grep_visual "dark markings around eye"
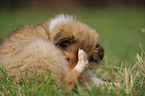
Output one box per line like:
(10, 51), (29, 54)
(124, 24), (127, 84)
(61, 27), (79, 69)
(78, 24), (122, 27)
(66, 58), (70, 61)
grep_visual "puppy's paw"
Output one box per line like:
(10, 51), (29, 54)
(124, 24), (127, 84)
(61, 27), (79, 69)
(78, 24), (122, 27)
(78, 49), (88, 65)
(73, 49), (88, 72)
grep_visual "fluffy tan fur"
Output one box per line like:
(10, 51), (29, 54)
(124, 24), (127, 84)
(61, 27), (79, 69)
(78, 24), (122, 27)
(0, 25), (69, 83)
(0, 14), (104, 91)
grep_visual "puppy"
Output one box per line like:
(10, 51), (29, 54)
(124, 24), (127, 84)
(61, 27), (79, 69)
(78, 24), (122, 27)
(0, 14), (104, 91)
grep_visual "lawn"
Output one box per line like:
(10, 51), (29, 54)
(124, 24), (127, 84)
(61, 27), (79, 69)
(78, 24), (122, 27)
(0, 8), (145, 95)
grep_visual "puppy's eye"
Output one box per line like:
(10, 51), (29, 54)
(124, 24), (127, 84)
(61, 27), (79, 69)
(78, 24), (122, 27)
(66, 58), (70, 61)
(60, 40), (70, 47)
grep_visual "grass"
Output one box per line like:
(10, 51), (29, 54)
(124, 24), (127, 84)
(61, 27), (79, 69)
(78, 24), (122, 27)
(0, 8), (145, 95)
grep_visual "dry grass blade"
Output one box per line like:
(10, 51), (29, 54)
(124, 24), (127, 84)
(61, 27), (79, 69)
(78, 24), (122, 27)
(125, 67), (129, 94)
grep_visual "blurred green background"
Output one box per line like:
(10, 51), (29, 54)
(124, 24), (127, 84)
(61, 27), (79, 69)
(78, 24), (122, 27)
(0, 0), (145, 67)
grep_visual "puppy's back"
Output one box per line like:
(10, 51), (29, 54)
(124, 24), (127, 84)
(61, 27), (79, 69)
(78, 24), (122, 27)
(0, 24), (70, 83)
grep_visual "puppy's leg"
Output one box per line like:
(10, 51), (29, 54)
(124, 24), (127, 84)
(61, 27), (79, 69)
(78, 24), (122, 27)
(63, 49), (88, 92)
(81, 70), (121, 88)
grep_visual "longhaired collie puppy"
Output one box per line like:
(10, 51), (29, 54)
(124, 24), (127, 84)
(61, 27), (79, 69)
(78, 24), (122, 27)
(0, 14), (105, 92)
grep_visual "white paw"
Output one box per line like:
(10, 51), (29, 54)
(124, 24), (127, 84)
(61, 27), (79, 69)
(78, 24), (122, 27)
(78, 49), (88, 62)
(73, 49), (88, 72)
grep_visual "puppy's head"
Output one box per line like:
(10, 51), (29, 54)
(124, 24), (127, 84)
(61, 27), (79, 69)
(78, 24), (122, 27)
(49, 14), (104, 69)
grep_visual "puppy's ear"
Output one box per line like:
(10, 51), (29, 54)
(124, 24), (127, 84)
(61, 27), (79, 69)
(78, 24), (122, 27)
(95, 44), (104, 61)
(53, 31), (74, 48)
(87, 44), (104, 69)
